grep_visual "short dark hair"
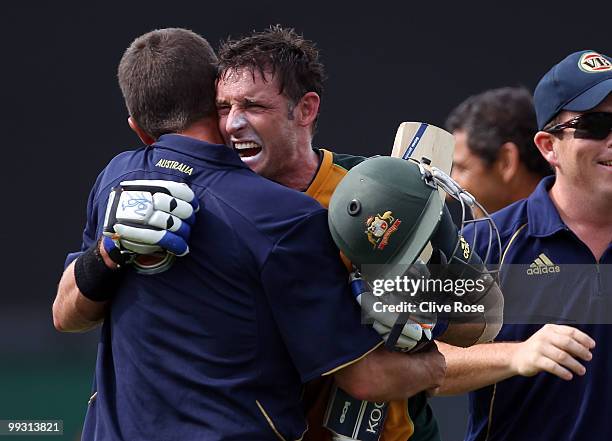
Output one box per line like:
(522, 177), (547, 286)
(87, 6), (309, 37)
(217, 25), (326, 125)
(118, 28), (218, 139)
(446, 87), (551, 177)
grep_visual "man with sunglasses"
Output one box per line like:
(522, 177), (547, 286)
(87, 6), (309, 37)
(436, 50), (612, 440)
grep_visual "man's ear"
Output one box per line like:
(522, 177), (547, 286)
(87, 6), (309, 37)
(294, 92), (320, 128)
(128, 117), (155, 145)
(534, 131), (559, 168)
(496, 142), (521, 183)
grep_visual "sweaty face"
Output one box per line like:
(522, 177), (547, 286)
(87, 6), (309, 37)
(216, 68), (299, 181)
(551, 95), (612, 198)
(451, 130), (506, 215)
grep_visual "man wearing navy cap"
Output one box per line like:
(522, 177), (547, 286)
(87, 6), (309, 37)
(437, 50), (612, 440)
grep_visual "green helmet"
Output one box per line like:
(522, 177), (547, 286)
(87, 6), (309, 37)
(328, 156), (444, 280)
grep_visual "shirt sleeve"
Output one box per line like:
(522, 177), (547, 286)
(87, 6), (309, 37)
(261, 210), (382, 383)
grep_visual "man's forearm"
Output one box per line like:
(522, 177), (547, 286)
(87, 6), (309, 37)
(335, 345), (446, 402)
(53, 242), (118, 332)
(435, 341), (518, 395)
(437, 280), (504, 348)
(53, 260), (108, 332)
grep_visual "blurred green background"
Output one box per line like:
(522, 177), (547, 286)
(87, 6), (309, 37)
(0, 309), (98, 441)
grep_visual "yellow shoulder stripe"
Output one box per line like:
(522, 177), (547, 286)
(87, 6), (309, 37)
(306, 149), (348, 209)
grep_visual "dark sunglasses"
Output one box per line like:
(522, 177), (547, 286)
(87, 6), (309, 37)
(545, 112), (612, 140)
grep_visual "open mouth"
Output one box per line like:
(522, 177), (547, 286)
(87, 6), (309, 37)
(234, 141), (262, 158)
(598, 160), (612, 167)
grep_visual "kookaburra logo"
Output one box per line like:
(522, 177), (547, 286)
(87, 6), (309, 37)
(579, 52), (612, 73)
(339, 401), (351, 423)
(365, 402), (386, 434)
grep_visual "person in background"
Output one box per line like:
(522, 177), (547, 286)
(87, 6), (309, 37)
(446, 87), (551, 217)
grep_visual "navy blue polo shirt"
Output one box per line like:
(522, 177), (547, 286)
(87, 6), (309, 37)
(69, 134), (382, 441)
(464, 176), (612, 441)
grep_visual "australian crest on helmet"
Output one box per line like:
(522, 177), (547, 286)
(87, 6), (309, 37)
(365, 211), (402, 250)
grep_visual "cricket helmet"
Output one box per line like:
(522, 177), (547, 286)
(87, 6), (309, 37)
(328, 156), (501, 282)
(328, 156), (444, 280)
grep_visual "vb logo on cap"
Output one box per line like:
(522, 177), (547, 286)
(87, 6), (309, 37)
(534, 49), (612, 129)
(579, 52), (612, 73)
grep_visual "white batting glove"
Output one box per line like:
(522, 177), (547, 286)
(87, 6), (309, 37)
(350, 270), (436, 353)
(102, 180), (199, 264)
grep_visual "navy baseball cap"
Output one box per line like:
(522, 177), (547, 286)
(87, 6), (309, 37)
(534, 50), (612, 129)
